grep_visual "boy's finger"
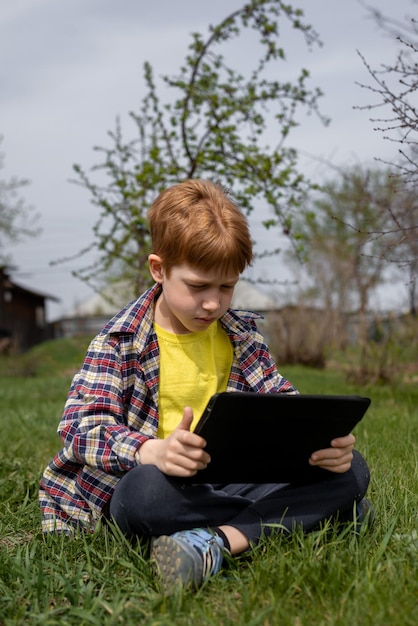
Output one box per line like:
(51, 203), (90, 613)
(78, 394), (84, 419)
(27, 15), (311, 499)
(176, 406), (194, 432)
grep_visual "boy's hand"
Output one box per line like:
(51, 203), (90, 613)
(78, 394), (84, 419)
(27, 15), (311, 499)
(137, 407), (210, 477)
(309, 434), (355, 473)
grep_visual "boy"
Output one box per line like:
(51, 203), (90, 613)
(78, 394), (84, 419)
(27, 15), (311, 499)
(39, 179), (371, 592)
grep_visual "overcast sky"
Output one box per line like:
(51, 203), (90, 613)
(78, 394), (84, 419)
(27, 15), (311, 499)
(1, 0), (415, 320)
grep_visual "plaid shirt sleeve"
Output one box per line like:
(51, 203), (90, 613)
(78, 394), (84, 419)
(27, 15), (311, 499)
(39, 287), (162, 533)
(59, 334), (156, 474)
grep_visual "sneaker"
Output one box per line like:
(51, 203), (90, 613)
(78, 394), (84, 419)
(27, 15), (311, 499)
(151, 528), (224, 593)
(354, 498), (375, 533)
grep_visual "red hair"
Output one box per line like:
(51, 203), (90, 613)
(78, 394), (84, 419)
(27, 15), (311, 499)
(148, 179), (253, 275)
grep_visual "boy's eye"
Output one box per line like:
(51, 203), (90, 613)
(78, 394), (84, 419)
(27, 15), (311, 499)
(187, 283), (236, 291)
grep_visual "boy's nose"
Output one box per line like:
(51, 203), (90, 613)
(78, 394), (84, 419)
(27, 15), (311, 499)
(202, 293), (220, 312)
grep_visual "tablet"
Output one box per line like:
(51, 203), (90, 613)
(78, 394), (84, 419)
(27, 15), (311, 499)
(191, 392), (371, 484)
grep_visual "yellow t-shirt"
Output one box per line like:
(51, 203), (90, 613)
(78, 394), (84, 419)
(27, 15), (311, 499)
(154, 321), (233, 438)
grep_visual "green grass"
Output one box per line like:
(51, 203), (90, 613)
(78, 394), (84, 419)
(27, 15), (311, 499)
(0, 342), (417, 625)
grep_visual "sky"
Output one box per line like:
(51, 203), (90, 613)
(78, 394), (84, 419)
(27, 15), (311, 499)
(1, 0), (416, 320)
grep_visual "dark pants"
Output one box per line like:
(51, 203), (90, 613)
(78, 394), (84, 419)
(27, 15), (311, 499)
(108, 450), (370, 544)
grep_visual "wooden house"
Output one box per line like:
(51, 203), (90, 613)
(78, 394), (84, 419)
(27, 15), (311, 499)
(0, 267), (58, 353)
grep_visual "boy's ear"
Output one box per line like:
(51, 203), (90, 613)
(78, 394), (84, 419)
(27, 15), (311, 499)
(148, 254), (164, 283)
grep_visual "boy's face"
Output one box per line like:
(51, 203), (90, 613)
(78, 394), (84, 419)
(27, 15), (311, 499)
(149, 257), (239, 334)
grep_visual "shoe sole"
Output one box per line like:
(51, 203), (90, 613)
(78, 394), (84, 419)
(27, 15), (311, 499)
(151, 535), (202, 593)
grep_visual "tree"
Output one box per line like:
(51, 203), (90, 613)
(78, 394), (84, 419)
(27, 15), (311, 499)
(69, 0), (327, 297)
(288, 166), (398, 345)
(0, 137), (40, 265)
(357, 2), (418, 179)
(355, 1), (418, 310)
(375, 178), (418, 316)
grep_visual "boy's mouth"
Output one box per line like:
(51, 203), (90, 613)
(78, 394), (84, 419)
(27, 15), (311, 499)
(196, 317), (216, 324)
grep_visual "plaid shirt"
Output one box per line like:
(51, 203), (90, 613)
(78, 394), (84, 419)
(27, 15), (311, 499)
(39, 283), (296, 533)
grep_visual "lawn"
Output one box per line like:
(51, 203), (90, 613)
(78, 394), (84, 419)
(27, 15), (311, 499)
(0, 339), (417, 625)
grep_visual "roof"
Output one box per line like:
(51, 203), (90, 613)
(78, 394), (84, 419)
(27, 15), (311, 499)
(231, 280), (278, 312)
(0, 268), (59, 302)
